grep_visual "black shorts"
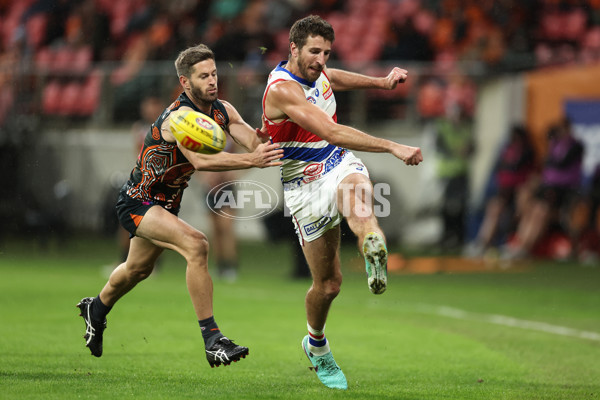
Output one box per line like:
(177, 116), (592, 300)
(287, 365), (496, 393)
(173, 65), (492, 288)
(116, 190), (179, 237)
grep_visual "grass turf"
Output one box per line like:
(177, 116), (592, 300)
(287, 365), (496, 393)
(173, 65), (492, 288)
(0, 237), (599, 399)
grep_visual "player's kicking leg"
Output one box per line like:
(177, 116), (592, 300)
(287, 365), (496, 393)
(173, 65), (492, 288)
(338, 173), (388, 294)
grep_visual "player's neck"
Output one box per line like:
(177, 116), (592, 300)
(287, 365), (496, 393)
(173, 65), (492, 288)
(186, 91), (212, 114)
(283, 60), (300, 77)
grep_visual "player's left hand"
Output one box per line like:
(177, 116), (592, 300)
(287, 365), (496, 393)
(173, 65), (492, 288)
(384, 67), (408, 90)
(256, 123), (271, 143)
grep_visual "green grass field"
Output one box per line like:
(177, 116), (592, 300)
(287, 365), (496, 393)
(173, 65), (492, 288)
(1, 237), (599, 399)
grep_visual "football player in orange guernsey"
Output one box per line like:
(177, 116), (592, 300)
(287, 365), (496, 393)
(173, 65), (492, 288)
(262, 15), (422, 389)
(77, 44), (283, 367)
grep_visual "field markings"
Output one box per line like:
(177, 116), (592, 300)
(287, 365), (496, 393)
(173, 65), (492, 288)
(415, 304), (600, 341)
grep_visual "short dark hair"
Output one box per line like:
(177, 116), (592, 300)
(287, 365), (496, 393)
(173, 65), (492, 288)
(174, 44), (215, 78)
(289, 15), (335, 50)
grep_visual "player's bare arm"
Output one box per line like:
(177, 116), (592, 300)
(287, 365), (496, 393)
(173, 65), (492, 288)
(221, 100), (264, 152)
(265, 80), (422, 165)
(162, 107), (283, 171)
(326, 66), (408, 91)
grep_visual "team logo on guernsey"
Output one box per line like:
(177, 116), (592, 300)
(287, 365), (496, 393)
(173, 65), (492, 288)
(303, 163), (323, 176)
(212, 109), (226, 127)
(152, 125), (160, 140)
(322, 80), (332, 100)
(306, 96), (316, 104)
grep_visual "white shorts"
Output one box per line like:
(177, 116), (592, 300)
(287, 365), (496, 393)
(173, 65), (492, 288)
(284, 151), (369, 244)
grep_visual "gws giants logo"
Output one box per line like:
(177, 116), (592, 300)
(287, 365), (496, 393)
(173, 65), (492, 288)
(207, 180), (280, 220)
(212, 109), (227, 127)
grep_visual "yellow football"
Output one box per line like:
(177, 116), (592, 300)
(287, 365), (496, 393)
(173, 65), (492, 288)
(169, 109), (226, 154)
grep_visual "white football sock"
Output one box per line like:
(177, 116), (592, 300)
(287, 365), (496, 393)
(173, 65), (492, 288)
(307, 322), (330, 356)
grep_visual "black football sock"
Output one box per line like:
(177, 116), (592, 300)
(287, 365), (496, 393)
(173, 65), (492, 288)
(199, 316), (223, 348)
(92, 295), (112, 322)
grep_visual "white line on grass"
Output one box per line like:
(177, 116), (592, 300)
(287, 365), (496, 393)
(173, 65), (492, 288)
(416, 304), (600, 341)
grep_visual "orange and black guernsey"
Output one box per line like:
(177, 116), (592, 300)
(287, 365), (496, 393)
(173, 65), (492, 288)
(124, 92), (230, 211)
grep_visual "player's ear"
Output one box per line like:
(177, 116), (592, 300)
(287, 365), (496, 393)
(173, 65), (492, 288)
(290, 42), (298, 58)
(179, 75), (190, 90)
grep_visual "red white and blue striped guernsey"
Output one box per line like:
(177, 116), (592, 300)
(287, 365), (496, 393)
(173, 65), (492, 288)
(262, 61), (346, 188)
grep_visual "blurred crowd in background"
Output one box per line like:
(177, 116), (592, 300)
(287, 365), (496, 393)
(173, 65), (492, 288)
(1, 0), (600, 264)
(2, 0), (600, 123)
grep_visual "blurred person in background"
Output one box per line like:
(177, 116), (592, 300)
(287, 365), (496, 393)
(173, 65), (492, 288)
(196, 154), (240, 282)
(564, 163), (600, 264)
(262, 15), (422, 390)
(502, 118), (584, 260)
(465, 124), (537, 257)
(434, 102), (475, 251)
(77, 44), (283, 367)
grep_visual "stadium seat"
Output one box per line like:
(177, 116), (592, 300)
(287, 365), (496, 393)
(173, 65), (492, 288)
(59, 82), (83, 116)
(71, 46), (92, 74)
(25, 14), (48, 50)
(35, 47), (54, 72)
(52, 46), (76, 74)
(78, 70), (102, 116)
(41, 80), (62, 114)
(564, 8), (587, 41)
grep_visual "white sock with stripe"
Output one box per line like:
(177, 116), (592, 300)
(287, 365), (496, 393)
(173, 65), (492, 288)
(307, 322), (330, 356)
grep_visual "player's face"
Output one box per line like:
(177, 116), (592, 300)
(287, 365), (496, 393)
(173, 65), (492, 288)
(188, 59), (218, 105)
(294, 35), (331, 82)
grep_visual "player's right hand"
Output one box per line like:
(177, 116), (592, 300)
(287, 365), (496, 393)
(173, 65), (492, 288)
(393, 145), (423, 166)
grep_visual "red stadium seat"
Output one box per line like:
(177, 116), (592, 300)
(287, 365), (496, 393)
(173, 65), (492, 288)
(78, 70), (102, 116)
(42, 80), (62, 115)
(59, 82), (82, 116)
(35, 47), (54, 71)
(71, 46), (92, 74)
(51, 46), (76, 74)
(25, 14), (48, 50)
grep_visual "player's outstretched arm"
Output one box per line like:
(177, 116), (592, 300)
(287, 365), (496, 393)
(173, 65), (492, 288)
(326, 66), (408, 91)
(179, 141), (283, 171)
(162, 109), (283, 171)
(265, 81), (422, 166)
(221, 100), (265, 152)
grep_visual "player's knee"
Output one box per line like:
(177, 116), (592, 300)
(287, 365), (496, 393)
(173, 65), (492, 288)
(317, 276), (342, 300)
(184, 230), (209, 262)
(124, 263), (154, 281)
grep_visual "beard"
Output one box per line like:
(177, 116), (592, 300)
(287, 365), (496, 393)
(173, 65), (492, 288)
(190, 84), (218, 106)
(296, 56), (322, 83)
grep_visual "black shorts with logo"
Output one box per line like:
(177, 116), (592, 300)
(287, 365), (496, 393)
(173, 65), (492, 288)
(116, 188), (180, 237)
